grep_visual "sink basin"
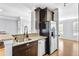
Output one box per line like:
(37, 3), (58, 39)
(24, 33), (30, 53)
(24, 38), (32, 41)
(14, 38), (32, 43)
(28, 38), (32, 40)
(13, 34), (32, 43)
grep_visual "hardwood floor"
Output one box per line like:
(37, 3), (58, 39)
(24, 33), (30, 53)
(58, 38), (79, 56)
(0, 42), (4, 56)
(47, 38), (79, 56)
(0, 38), (79, 56)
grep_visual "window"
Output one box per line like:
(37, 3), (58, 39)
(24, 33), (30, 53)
(73, 21), (79, 36)
(59, 24), (63, 36)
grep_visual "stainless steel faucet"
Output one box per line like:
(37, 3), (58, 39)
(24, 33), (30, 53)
(24, 26), (29, 38)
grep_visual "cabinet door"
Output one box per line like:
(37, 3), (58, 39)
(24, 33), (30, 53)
(47, 9), (52, 21)
(13, 41), (38, 56)
(25, 49), (30, 56)
(38, 39), (46, 56)
(29, 41), (38, 56)
(13, 44), (27, 56)
(40, 9), (46, 22)
(29, 45), (37, 56)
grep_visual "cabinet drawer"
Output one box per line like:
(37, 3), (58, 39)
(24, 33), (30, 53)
(13, 41), (38, 50)
(13, 44), (26, 50)
(30, 41), (38, 45)
(13, 41), (38, 56)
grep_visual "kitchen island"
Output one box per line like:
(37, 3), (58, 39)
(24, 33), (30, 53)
(13, 35), (47, 46)
(0, 34), (47, 56)
(12, 34), (47, 56)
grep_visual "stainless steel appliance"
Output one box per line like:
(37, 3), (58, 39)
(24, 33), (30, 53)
(39, 21), (57, 54)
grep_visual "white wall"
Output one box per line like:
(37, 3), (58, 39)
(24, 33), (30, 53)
(0, 9), (32, 35)
(20, 10), (32, 34)
(59, 3), (78, 21)
(0, 3), (32, 34)
(59, 3), (78, 41)
(0, 18), (18, 34)
(60, 19), (78, 41)
(31, 10), (37, 33)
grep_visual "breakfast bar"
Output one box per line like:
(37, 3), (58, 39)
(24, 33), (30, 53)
(0, 34), (47, 56)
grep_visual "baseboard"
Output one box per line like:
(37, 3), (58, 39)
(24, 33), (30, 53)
(59, 37), (79, 42)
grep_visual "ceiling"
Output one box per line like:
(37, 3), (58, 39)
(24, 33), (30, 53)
(0, 3), (64, 10)
(0, 3), (78, 21)
(59, 3), (78, 21)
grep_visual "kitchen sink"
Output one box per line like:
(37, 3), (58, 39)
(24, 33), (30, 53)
(14, 37), (32, 43)
(13, 34), (32, 43)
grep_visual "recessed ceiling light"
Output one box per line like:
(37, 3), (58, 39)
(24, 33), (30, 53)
(0, 9), (3, 12)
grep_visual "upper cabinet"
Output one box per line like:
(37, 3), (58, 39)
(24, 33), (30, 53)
(35, 7), (54, 31)
(35, 7), (54, 22)
(47, 9), (54, 21)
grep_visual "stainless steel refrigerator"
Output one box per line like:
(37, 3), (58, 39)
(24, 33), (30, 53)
(39, 21), (57, 54)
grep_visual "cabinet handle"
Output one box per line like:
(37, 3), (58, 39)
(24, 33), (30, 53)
(26, 43), (30, 46)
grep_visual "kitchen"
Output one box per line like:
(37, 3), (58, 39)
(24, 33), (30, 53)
(0, 3), (58, 56)
(0, 3), (78, 56)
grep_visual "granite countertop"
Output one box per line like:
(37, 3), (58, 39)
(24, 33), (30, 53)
(0, 33), (47, 46)
(0, 34), (14, 42)
(13, 35), (47, 47)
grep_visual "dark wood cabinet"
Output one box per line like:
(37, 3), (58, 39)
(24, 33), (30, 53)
(40, 8), (47, 22)
(29, 42), (38, 56)
(35, 7), (54, 22)
(0, 42), (4, 48)
(35, 7), (54, 35)
(12, 41), (38, 56)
